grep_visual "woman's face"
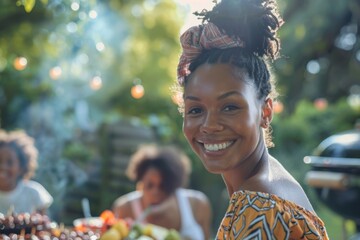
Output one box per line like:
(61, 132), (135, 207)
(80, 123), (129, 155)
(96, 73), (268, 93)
(183, 63), (267, 174)
(0, 146), (23, 192)
(138, 167), (168, 206)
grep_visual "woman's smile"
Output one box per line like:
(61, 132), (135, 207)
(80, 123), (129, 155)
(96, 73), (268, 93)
(196, 139), (235, 152)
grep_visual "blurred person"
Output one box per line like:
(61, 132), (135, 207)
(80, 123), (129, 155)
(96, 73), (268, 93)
(0, 129), (53, 215)
(173, 0), (329, 239)
(112, 144), (212, 240)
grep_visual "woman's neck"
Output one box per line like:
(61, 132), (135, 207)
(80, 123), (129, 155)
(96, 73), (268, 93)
(222, 139), (269, 196)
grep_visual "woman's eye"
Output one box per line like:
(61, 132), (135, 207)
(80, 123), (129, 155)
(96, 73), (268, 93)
(223, 105), (239, 112)
(187, 107), (202, 115)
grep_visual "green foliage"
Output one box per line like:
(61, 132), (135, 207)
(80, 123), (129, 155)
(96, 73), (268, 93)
(270, 99), (360, 239)
(272, 99), (359, 156)
(275, 0), (360, 111)
(63, 142), (92, 164)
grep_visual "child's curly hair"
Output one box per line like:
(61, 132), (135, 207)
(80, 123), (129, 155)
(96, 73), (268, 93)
(0, 129), (38, 180)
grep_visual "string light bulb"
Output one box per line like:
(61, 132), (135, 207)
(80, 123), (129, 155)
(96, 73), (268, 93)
(13, 57), (27, 71)
(49, 66), (62, 80)
(131, 84), (144, 99)
(90, 76), (102, 90)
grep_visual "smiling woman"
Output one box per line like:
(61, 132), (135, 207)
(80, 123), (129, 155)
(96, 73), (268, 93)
(173, 0), (330, 239)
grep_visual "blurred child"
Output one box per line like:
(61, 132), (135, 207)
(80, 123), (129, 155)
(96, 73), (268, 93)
(0, 129), (53, 214)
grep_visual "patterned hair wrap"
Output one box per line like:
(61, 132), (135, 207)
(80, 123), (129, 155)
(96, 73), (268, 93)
(177, 22), (245, 85)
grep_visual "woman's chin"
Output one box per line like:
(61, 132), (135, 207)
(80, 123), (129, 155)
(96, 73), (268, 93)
(202, 161), (226, 174)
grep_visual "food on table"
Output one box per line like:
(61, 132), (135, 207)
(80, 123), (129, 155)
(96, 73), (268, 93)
(0, 210), (180, 239)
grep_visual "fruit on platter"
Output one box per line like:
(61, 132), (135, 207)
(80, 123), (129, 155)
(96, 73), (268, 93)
(97, 210), (181, 240)
(100, 219), (130, 240)
(125, 223), (181, 240)
(100, 221), (181, 240)
(100, 227), (121, 240)
(112, 220), (130, 237)
(164, 229), (181, 240)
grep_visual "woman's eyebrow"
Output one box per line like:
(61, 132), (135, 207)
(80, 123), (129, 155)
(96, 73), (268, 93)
(185, 91), (243, 101)
(218, 91), (243, 100)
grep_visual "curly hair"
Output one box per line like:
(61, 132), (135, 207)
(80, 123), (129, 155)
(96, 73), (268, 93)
(126, 144), (191, 195)
(174, 0), (284, 147)
(0, 129), (38, 180)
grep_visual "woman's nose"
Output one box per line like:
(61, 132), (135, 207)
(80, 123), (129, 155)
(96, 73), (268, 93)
(200, 112), (223, 133)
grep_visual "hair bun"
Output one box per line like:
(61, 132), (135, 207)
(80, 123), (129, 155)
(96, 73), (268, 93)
(194, 0), (283, 59)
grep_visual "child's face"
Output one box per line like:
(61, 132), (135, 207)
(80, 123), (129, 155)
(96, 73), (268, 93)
(0, 146), (23, 191)
(137, 167), (168, 206)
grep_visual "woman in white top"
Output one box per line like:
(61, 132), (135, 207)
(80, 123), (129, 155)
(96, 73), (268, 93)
(0, 129), (53, 214)
(112, 144), (212, 240)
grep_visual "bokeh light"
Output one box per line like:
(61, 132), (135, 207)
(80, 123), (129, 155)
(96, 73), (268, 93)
(131, 84), (144, 99)
(96, 42), (105, 52)
(49, 66), (62, 80)
(314, 98), (328, 110)
(89, 10), (97, 19)
(89, 76), (102, 90)
(13, 57), (27, 71)
(66, 22), (78, 33)
(71, 2), (80, 11)
(306, 60), (320, 74)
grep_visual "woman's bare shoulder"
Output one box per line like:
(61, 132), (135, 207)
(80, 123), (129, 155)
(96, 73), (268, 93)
(267, 157), (315, 212)
(112, 191), (141, 210)
(112, 191), (143, 219)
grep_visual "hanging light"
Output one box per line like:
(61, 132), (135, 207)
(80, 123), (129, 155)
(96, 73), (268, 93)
(131, 84), (144, 99)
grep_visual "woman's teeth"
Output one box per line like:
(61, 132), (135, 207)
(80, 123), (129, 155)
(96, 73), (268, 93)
(203, 141), (233, 152)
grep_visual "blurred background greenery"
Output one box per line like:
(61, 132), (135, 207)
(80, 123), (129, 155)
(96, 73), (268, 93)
(0, 0), (360, 239)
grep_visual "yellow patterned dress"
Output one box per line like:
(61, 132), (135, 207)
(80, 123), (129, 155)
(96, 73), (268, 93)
(216, 191), (329, 240)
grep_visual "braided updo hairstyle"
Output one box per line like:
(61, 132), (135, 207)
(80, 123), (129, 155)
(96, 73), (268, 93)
(175, 0), (283, 147)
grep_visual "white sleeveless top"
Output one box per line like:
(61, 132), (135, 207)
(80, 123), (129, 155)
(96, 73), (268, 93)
(130, 189), (204, 240)
(175, 188), (204, 240)
(0, 180), (53, 214)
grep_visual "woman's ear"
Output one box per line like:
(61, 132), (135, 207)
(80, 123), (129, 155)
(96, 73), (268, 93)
(261, 98), (273, 128)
